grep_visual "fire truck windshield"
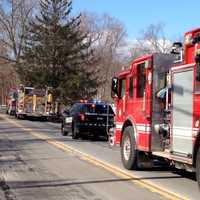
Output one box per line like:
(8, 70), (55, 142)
(25, 88), (34, 95)
(119, 78), (126, 99)
(136, 62), (146, 98)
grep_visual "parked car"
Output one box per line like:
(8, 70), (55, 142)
(61, 100), (115, 139)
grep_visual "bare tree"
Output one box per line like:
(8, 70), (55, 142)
(0, 58), (17, 105)
(81, 12), (127, 101)
(0, 0), (36, 63)
(0, 0), (36, 104)
(129, 23), (172, 60)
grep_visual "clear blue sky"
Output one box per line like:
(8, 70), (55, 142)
(73, 0), (200, 40)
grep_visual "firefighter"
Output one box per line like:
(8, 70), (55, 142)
(156, 87), (167, 111)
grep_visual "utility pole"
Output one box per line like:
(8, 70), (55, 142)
(0, 72), (6, 105)
(0, 73), (3, 105)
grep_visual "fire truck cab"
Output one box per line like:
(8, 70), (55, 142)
(111, 28), (200, 187)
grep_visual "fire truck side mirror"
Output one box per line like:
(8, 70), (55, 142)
(111, 77), (119, 98)
(171, 42), (183, 54)
(171, 42), (183, 63)
(144, 60), (152, 69)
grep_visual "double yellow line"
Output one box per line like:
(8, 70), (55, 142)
(3, 116), (189, 200)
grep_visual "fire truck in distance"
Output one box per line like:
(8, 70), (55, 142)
(111, 28), (200, 187)
(15, 85), (52, 119)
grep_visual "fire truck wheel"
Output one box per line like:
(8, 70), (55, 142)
(196, 147), (200, 188)
(121, 126), (138, 170)
(72, 123), (80, 139)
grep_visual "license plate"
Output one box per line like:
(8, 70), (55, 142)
(97, 117), (103, 120)
(65, 117), (72, 123)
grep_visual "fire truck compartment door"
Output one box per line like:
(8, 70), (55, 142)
(172, 69), (193, 155)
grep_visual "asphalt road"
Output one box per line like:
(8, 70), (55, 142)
(0, 114), (199, 200)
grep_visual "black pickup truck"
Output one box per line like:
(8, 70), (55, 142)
(61, 101), (115, 140)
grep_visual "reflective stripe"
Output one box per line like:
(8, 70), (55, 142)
(136, 123), (151, 133)
(136, 123), (151, 127)
(116, 124), (123, 129)
(173, 135), (194, 140)
(171, 63), (195, 71)
(115, 123), (152, 133)
(173, 126), (194, 131)
(172, 126), (199, 139)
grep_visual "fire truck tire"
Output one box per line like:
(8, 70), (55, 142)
(72, 123), (80, 139)
(121, 126), (138, 170)
(196, 147), (200, 188)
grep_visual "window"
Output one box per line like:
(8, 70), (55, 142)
(70, 104), (79, 115)
(83, 104), (114, 114)
(119, 78), (126, 99)
(129, 77), (134, 98)
(195, 63), (200, 92)
(157, 72), (167, 91)
(25, 88), (33, 96)
(136, 63), (146, 98)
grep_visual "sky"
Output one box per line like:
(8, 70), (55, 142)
(73, 0), (200, 40)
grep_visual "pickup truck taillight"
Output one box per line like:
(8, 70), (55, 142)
(79, 113), (85, 121)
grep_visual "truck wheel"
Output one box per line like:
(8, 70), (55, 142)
(16, 114), (20, 119)
(108, 135), (115, 148)
(196, 147), (200, 188)
(61, 124), (68, 136)
(92, 133), (99, 141)
(72, 123), (79, 139)
(121, 126), (138, 170)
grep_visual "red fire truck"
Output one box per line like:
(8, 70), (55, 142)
(110, 28), (200, 187)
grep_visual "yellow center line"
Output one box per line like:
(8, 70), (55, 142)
(3, 116), (189, 200)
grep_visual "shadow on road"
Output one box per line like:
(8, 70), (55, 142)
(5, 175), (184, 190)
(0, 116), (197, 186)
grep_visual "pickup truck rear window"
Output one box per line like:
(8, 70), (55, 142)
(82, 104), (114, 114)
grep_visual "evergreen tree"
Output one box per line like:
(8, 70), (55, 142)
(17, 0), (98, 104)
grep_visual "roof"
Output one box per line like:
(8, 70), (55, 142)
(117, 69), (130, 78)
